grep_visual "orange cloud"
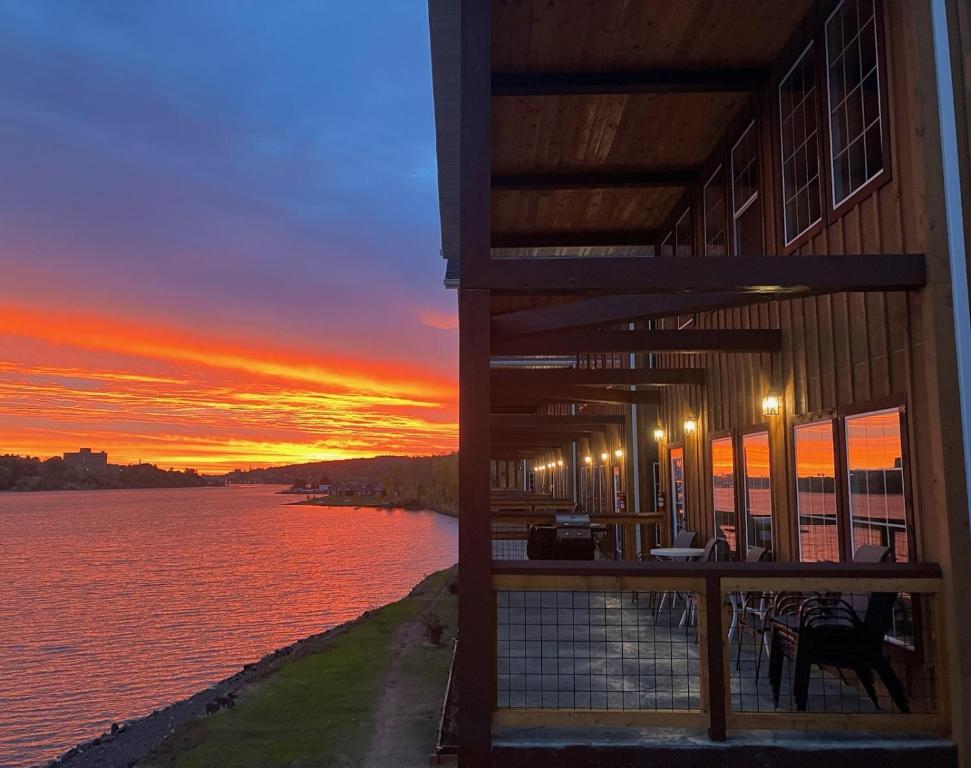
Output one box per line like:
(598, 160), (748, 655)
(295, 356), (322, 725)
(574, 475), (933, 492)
(0, 303), (457, 471)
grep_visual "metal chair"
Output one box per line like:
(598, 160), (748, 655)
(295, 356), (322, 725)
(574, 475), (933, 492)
(733, 545), (771, 674)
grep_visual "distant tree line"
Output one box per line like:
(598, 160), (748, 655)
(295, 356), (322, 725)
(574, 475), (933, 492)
(0, 455), (217, 492)
(381, 453), (458, 516)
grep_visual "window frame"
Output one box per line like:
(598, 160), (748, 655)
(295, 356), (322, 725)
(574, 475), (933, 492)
(777, 41), (825, 249)
(838, 398), (915, 563)
(709, 429), (740, 560)
(668, 443), (687, 541)
(791, 413), (844, 562)
(730, 120), (764, 257)
(740, 424), (774, 558)
(703, 165), (729, 257)
(821, 0), (893, 220)
(789, 398), (914, 563)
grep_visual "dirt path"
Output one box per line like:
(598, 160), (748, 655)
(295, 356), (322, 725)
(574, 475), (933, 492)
(363, 576), (451, 768)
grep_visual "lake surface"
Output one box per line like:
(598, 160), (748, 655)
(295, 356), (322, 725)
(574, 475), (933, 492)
(0, 486), (457, 768)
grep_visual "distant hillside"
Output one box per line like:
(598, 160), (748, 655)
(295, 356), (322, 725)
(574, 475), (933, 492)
(221, 453), (458, 515)
(0, 455), (216, 492)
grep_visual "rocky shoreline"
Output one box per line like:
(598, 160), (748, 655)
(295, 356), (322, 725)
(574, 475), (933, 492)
(41, 603), (392, 768)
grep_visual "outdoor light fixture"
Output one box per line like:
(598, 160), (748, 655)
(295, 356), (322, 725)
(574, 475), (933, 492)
(761, 392), (782, 417)
(557, 459), (564, 467)
(683, 417), (698, 435)
(600, 452), (609, 462)
(614, 449), (624, 459)
(652, 427), (665, 442)
(584, 455), (592, 464)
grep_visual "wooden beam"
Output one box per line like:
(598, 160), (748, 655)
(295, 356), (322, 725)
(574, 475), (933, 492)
(492, 414), (626, 428)
(469, 254), (927, 293)
(492, 169), (697, 191)
(491, 293), (766, 337)
(493, 385), (661, 405)
(491, 230), (656, 249)
(491, 368), (705, 387)
(492, 329), (782, 356)
(492, 69), (767, 96)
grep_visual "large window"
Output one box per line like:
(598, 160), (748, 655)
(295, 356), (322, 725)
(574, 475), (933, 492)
(731, 122), (763, 256)
(711, 437), (737, 556)
(779, 44), (822, 244)
(826, 0), (884, 207)
(845, 408), (909, 561)
(794, 421), (840, 562)
(742, 432), (773, 556)
(703, 167), (727, 257)
(670, 447), (686, 537)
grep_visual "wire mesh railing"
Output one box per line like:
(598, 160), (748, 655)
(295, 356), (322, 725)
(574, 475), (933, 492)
(491, 563), (947, 737)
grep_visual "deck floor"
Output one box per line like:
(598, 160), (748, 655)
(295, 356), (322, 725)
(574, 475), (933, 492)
(496, 590), (887, 714)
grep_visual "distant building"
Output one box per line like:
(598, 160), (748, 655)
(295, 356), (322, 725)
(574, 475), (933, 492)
(63, 448), (108, 472)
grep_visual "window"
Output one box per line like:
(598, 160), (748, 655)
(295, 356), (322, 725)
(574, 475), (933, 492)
(711, 437), (737, 556)
(731, 122), (763, 256)
(779, 44), (822, 244)
(703, 167), (727, 257)
(675, 207), (693, 258)
(794, 421), (840, 562)
(670, 446), (686, 537)
(742, 432), (773, 556)
(845, 408), (909, 561)
(826, 0), (884, 207)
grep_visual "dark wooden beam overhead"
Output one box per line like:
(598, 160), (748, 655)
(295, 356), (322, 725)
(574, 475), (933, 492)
(491, 414), (626, 428)
(492, 169), (697, 191)
(491, 368), (705, 387)
(492, 329), (782, 356)
(492, 69), (767, 96)
(493, 385), (660, 405)
(491, 230), (656, 249)
(469, 254), (927, 293)
(491, 293), (756, 337)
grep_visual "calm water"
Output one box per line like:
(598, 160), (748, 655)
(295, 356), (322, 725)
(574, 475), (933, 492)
(0, 486), (457, 768)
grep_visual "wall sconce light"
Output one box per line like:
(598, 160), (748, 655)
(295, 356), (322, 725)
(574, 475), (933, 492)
(600, 452), (609, 462)
(614, 449), (624, 459)
(547, 463), (554, 470)
(557, 459), (564, 467)
(683, 417), (698, 435)
(652, 427), (665, 442)
(584, 455), (592, 464)
(761, 392), (782, 417)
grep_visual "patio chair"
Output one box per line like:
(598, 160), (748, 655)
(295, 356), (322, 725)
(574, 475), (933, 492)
(768, 589), (910, 713)
(681, 537), (727, 635)
(733, 546), (771, 674)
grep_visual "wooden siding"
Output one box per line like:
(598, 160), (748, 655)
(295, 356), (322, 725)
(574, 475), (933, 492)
(654, 0), (930, 562)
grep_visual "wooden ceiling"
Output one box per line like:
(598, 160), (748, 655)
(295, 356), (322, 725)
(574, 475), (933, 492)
(491, 0), (814, 72)
(490, 0), (813, 245)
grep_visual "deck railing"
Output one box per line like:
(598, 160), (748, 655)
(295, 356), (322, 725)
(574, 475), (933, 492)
(490, 560), (947, 740)
(490, 513), (662, 562)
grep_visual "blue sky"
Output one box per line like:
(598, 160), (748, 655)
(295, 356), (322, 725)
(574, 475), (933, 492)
(0, 1), (459, 466)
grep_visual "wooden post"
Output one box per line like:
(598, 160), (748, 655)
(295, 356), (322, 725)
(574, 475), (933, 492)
(456, 0), (492, 759)
(704, 575), (728, 741)
(458, 290), (493, 765)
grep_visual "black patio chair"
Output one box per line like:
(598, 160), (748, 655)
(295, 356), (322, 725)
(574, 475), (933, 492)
(734, 545), (771, 675)
(767, 588), (910, 713)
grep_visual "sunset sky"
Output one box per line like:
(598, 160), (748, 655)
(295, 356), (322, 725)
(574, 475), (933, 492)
(0, 1), (457, 471)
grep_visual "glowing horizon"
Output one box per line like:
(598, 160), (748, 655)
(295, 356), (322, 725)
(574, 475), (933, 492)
(1, 303), (457, 473)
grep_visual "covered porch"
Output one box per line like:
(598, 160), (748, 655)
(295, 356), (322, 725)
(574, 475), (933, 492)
(429, 0), (969, 765)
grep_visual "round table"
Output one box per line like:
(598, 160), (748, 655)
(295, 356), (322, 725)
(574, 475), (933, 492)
(649, 547), (706, 559)
(648, 547), (706, 625)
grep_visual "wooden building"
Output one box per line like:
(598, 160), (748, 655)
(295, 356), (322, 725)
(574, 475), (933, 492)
(429, 1), (971, 766)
